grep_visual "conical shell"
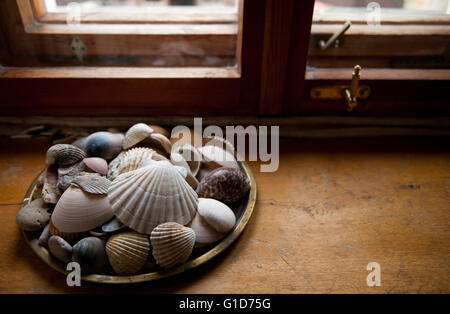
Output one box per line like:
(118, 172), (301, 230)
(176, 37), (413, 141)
(123, 123), (153, 149)
(108, 160), (198, 234)
(83, 157), (108, 175)
(107, 151), (126, 182)
(118, 147), (167, 175)
(150, 222), (195, 268)
(52, 185), (114, 233)
(72, 174), (111, 195)
(106, 231), (149, 275)
(46, 144), (86, 166)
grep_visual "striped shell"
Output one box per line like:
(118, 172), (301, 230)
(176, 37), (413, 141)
(52, 185), (114, 233)
(46, 144), (86, 166)
(196, 167), (250, 204)
(150, 222), (195, 268)
(108, 160), (198, 234)
(72, 174), (111, 195)
(119, 147), (167, 175)
(123, 123), (153, 149)
(106, 232), (150, 275)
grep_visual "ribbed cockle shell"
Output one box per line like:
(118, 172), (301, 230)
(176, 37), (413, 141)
(46, 144), (86, 166)
(150, 222), (195, 268)
(106, 232), (149, 275)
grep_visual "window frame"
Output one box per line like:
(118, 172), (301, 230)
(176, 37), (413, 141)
(0, 0), (449, 117)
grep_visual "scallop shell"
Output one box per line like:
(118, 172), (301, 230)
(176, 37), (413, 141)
(48, 235), (73, 263)
(46, 144), (86, 166)
(106, 232), (149, 275)
(52, 185), (114, 233)
(85, 131), (123, 160)
(72, 237), (106, 274)
(150, 222), (195, 269)
(196, 167), (250, 204)
(72, 174), (111, 195)
(16, 198), (51, 231)
(118, 147), (167, 175)
(197, 198), (236, 233)
(42, 165), (60, 204)
(123, 123), (154, 149)
(171, 144), (202, 176)
(187, 212), (225, 247)
(108, 160), (198, 234)
(83, 157), (108, 175)
(107, 151), (126, 182)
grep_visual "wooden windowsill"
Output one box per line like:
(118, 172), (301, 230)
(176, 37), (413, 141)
(305, 68), (450, 80)
(0, 67), (241, 79)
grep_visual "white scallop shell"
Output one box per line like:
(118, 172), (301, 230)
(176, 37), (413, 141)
(51, 185), (114, 233)
(108, 160), (198, 234)
(197, 198), (236, 233)
(150, 222), (195, 268)
(106, 231), (149, 275)
(123, 123), (154, 149)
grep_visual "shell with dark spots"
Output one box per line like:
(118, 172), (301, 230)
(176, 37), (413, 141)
(46, 144), (86, 166)
(196, 167), (250, 204)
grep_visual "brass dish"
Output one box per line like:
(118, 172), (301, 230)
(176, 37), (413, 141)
(21, 161), (257, 284)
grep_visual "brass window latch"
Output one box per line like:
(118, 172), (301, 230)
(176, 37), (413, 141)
(310, 65), (371, 112)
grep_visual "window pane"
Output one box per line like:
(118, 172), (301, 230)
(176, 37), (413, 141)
(308, 1), (450, 70)
(44, 0), (238, 11)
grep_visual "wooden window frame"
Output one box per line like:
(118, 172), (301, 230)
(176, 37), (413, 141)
(0, 0), (449, 117)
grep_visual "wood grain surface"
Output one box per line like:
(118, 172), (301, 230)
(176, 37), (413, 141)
(0, 137), (449, 293)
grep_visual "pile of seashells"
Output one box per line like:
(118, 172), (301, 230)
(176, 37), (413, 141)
(16, 123), (250, 276)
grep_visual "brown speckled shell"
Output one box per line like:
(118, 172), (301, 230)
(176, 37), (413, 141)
(196, 167), (250, 204)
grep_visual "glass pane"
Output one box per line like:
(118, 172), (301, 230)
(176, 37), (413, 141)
(44, 0), (238, 12)
(314, 0), (449, 14)
(308, 0), (450, 70)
